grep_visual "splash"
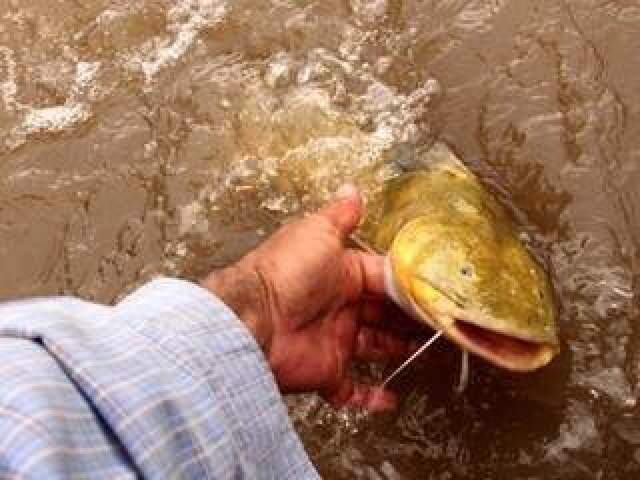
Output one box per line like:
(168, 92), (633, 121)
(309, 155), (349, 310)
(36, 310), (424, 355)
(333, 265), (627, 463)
(4, 59), (100, 150)
(0, 46), (18, 112)
(124, 0), (228, 83)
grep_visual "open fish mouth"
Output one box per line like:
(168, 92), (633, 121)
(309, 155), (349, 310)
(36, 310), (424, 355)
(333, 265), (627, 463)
(448, 318), (556, 372)
(383, 256), (557, 372)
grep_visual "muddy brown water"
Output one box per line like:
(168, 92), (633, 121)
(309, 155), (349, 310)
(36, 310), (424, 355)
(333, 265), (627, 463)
(1, 1), (640, 478)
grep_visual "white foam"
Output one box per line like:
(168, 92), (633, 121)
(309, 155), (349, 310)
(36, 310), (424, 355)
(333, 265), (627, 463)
(18, 103), (91, 134)
(0, 46), (18, 111)
(355, 77), (441, 153)
(95, 8), (127, 25)
(545, 401), (601, 458)
(575, 367), (636, 407)
(2, 48), (100, 149)
(125, 0), (227, 83)
(350, 0), (388, 23)
(265, 52), (293, 89)
(179, 201), (209, 235)
(74, 62), (100, 90)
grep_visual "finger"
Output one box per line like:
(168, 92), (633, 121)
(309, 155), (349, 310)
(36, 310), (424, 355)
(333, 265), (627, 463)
(317, 184), (363, 239)
(360, 299), (386, 326)
(347, 384), (398, 412)
(359, 298), (410, 327)
(343, 251), (386, 301)
(355, 326), (418, 362)
(324, 380), (397, 412)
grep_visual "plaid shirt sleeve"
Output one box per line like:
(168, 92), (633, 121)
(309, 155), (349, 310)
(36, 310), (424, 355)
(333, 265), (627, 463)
(0, 278), (320, 479)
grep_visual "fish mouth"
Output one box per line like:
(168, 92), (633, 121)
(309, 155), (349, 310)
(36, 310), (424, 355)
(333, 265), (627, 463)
(449, 319), (555, 372)
(383, 256), (557, 371)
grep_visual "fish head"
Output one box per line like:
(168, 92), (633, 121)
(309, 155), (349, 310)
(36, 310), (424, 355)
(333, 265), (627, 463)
(386, 214), (559, 372)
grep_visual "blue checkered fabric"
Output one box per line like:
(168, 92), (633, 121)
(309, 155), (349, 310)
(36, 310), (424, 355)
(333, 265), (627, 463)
(0, 278), (319, 479)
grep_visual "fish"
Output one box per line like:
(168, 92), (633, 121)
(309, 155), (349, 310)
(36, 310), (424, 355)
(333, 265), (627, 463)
(215, 86), (559, 373)
(359, 143), (560, 373)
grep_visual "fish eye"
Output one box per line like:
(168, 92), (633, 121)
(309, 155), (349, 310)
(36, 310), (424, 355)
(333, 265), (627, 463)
(460, 265), (473, 278)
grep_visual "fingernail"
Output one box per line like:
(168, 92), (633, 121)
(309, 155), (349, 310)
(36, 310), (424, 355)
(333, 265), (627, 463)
(335, 183), (359, 200)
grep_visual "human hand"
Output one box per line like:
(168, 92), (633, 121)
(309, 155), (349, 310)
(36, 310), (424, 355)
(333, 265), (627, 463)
(203, 185), (416, 411)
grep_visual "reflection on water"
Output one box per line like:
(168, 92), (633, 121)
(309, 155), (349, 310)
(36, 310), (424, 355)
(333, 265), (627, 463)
(1, 0), (639, 478)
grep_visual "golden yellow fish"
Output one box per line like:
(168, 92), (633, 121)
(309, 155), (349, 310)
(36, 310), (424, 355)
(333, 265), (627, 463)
(361, 144), (559, 373)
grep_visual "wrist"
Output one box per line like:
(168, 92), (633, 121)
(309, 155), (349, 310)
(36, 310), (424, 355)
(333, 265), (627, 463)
(202, 262), (274, 353)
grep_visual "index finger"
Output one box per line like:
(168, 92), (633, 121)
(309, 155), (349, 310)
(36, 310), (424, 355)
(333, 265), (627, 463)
(343, 250), (386, 301)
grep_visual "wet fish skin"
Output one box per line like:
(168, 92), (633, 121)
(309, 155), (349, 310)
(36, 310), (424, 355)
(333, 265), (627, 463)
(361, 144), (559, 371)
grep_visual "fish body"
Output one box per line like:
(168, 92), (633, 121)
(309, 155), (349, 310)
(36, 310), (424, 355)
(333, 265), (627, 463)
(361, 144), (559, 372)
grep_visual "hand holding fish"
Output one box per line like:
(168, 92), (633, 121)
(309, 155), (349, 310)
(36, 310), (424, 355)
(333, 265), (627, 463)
(203, 185), (416, 412)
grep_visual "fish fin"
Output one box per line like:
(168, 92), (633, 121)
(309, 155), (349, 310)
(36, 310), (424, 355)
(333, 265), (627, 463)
(417, 142), (466, 171)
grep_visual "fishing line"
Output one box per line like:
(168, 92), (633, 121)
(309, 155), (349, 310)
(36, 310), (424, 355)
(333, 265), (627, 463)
(382, 330), (443, 387)
(349, 233), (380, 254)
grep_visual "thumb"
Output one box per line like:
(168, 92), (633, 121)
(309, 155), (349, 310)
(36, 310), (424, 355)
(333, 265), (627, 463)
(317, 184), (363, 239)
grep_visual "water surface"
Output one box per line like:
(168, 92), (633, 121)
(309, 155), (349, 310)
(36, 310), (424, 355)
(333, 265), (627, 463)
(1, 1), (639, 478)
